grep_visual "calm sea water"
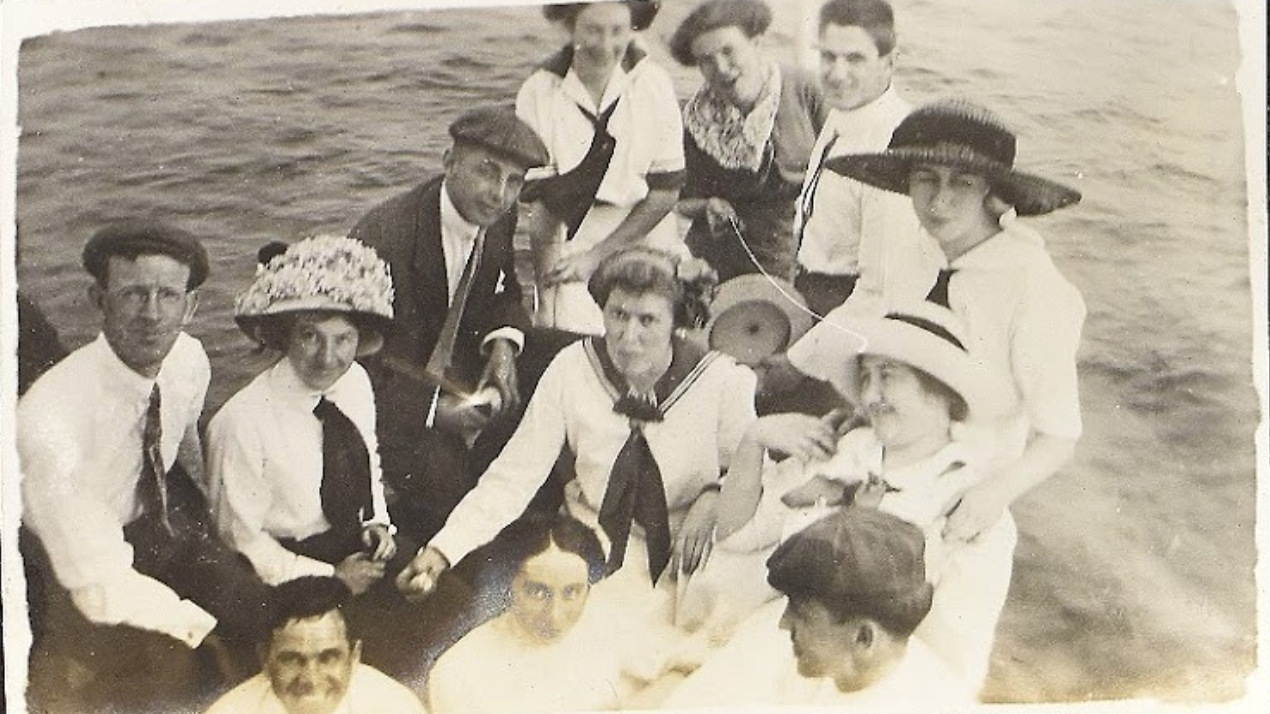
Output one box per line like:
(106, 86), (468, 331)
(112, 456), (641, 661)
(11, 0), (1259, 703)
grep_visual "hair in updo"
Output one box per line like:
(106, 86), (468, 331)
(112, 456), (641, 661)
(669, 0), (773, 67)
(542, 1), (660, 32)
(587, 247), (718, 330)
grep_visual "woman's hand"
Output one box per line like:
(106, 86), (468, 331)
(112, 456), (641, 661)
(361, 524), (397, 562)
(703, 198), (741, 236)
(542, 248), (602, 286)
(334, 552), (386, 596)
(674, 490), (719, 575)
(780, 475), (849, 509)
(747, 413), (838, 462)
(395, 546), (451, 602)
(941, 481), (1009, 544)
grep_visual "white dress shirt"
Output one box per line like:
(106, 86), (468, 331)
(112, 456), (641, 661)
(438, 181), (524, 350)
(19, 332), (217, 646)
(207, 359), (391, 585)
(204, 663), (426, 714)
(795, 86), (944, 308)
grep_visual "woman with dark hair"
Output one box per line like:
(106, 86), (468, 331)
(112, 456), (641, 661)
(398, 247), (756, 672)
(428, 513), (618, 713)
(517, 1), (686, 334)
(671, 0), (827, 282)
(208, 235), (399, 593)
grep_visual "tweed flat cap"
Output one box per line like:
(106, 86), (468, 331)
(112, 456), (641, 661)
(82, 220), (210, 289)
(449, 105), (550, 170)
(767, 507), (928, 602)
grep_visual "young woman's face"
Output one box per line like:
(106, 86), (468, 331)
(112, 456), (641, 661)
(907, 163), (998, 258)
(602, 287), (677, 386)
(570, 3), (634, 78)
(857, 355), (953, 449)
(690, 25), (766, 110)
(509, 545), (591, 645)
(286, 312), (360, 392)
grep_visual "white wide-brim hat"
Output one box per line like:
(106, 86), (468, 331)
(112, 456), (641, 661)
(822, 301), (1007, 422)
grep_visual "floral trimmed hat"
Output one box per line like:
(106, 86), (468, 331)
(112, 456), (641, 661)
(234, 234), (394, 357)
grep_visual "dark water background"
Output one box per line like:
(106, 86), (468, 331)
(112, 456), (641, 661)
(11, 0), (1260, 703)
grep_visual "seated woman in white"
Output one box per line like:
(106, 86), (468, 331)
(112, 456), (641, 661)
(428, 513), (621, 713)
(676, 300), (1014, 690)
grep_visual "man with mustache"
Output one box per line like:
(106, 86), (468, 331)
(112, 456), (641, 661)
(205, 576), (425, 714)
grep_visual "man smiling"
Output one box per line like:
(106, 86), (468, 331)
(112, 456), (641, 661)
(205, 577), (425, 714)
(792, 0), (940, 316)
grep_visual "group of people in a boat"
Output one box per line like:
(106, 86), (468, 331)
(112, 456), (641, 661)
(15, 1), (1086, 712)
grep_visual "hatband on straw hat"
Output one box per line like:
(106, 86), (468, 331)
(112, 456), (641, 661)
(823, 300), (1006, 422)
(234, 234), (394, 357)
(706, 274), (813, 366)
(824, 98), (1081, 216)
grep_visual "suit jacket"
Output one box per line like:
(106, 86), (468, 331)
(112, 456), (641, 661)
(349, 176), (530, 469)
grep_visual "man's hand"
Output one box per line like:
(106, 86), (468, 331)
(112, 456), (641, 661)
(434, 393), (493, 443)
(395, 546), (450, 602)
(334, 552), (385, 596)
(673, 490), (719, 575)
(479, 338), (520, 415)
(361, 524), (397, 562)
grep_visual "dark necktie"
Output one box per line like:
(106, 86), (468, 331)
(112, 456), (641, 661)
(426, 230), (484, 383)
(796, 132), (839, 246)
(313, 396), (374, 539)
(597, 394), (672, 582)
(137, 384), (174, 535)
(926, 268), (957, 308)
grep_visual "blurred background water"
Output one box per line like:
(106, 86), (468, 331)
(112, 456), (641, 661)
(11, 0), (1259, 703)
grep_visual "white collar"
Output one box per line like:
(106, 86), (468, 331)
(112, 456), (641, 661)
(268, 356), (357, 408)
(823, 84), (906, 133)
(90, 332), (166, 402)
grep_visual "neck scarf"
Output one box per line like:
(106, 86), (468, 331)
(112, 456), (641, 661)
(683, 60), (782, 172)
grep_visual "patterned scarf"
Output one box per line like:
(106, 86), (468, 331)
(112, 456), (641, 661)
(682, 60), (782, 172)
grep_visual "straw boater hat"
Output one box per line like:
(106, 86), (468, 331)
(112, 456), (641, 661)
(824, 98), (1081, 216)
(706, 274), (814, 366)
(821, 300), (1005, 422)
(234, 234), (394, 358)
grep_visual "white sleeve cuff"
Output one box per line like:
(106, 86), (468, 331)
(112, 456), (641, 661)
(482, 328), (525, 354)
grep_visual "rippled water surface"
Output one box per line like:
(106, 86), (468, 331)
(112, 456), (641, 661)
(12, 0), (1259, 703)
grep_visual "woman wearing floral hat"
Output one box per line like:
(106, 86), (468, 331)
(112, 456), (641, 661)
(207, 234), (399, 597)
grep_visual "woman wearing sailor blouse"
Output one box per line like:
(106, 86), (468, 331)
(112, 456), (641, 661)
(398, 249), (756, 648)
(516, 1), (686, 336)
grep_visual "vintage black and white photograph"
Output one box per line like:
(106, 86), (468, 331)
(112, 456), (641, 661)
(2, 0), (1265, 712)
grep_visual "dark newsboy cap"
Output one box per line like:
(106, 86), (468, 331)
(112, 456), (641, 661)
(767, 506), (928, 603)
(448, 105), (550, 170)
(82, 220), (210, 289)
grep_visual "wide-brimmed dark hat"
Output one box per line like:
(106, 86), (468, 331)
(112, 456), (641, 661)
(543, 1), (660, 32)
(824, 98), (1082, 216)
(234, 234), (394, 357)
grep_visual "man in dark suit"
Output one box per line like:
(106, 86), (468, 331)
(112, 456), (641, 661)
(349, 105), (552, 546)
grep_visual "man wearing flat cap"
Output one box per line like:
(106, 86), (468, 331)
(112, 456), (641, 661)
(350, 105), (566, 553)
(19, 221), (273, 711)
(668, 507), (973, 707)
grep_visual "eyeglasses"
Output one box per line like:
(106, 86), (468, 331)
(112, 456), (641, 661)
(109, 286), (188, 311)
